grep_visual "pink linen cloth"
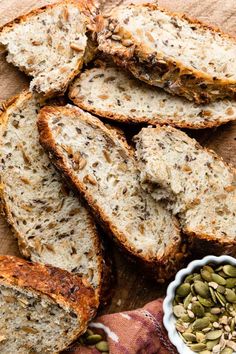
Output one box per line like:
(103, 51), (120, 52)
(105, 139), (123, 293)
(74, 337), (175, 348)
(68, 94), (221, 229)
(66, 299), (178, 354)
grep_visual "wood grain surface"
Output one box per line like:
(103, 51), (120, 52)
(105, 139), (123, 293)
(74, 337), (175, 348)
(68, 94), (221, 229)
(0, 0), (235, 314)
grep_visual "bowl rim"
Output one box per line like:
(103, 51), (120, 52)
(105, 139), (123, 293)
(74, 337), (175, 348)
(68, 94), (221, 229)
(163, 255), (236, 354)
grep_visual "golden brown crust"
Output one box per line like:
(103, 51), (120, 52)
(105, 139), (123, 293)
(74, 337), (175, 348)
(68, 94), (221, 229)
(0, 255), (98, 321)
(70, 98), (235, 129)
(0, 1), (98, 99)
(37, 105), (187, 282)
(97, 4), (236, 103)
(69, 72), (236, 130)
(0, 0), (96, 34)
(0, 91), (109, 301)
(186, 229), (236, 257)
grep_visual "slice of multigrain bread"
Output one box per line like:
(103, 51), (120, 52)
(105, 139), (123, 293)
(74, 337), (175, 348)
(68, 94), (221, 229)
(69, 65), (236, 129)
(37, 105), (185, 283)
(0, 91), (104, 294)
(0, 0), (98, 97)
(97, 4), (236, 103)
(134, 126), (236, 256)
(0, 255), (98, 354)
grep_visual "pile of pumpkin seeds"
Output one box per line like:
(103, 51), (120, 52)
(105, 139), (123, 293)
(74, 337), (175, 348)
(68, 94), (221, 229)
(173, 264), (236, 354)
(79, 329), (109, 353)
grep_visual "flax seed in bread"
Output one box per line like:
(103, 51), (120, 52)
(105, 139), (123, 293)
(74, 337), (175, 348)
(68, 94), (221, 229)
(0, 91), (104, 294)
(38, 105), (185, 282)
(97, 4), (236, 103)
(0, 0), (97, 97)
(0, 255), (98, 354)
(134, 126), (236, 256)
(69, 65), (236, 129)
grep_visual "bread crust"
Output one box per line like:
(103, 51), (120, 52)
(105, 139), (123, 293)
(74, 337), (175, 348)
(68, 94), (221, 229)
(97, 4), (236, 103)
(0, 1), (98, 98)
(0, 1), (96, 34)
(0, 255), (98, 316)
(135, 125), (236, 256)
(38, 105), (187, 283)
(0, 91), (109, 301)
(69, 66), (236, 129)
(70, 97), (236, 130)
(0, 255), (98, 353)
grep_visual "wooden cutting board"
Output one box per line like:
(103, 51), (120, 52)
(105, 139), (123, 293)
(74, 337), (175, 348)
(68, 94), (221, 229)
(0, 0), (235, 314)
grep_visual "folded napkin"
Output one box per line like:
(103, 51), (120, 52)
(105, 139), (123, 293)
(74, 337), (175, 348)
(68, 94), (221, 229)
(66, 299), (178, 354)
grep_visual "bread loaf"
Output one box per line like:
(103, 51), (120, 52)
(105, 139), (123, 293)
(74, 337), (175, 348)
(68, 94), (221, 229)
(0, 0), (97, 97)
(38, 105), (185, 282)
(97, 4), (236, 103)
(0, 255), (98, 354)
(134, 126), (236, 255)
(0, 91), (104, 293)
(69, 65), (236, 129)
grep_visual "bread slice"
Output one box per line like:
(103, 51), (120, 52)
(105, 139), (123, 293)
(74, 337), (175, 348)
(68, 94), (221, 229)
(0, 91), (104, 294)
(97, 4), (236, 103)
(0, 255), (98, 354)
(134, 126), (236, 255)
(0, 0), (97, 97)
(69, 65), (236, 129)
(37, 105), (186, 282)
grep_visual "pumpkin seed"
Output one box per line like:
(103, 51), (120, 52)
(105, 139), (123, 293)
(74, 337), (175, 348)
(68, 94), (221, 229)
(209, 288), (217, 303)
(226, 278), (236, 288)
(191, 283), (197, 295)
(221, 348), (233, 354)
(193, 317), (210, 331)
(85, 329), (94, 337)
(225, 289), (236, 303)
(215, 265), (223, 272)
(206, 338), (220, 350)
(198, 296), (214, 307)
(182, 332), (197, 342)
(174, 295), (182, 304)
(193, 274), (203, 281)
(95, 341), (109, 352)
(185, 274), (194, 283)
(205, 312), (219, 323)
(179, 332), (187, 343)
(176, 320), (186, 333)
(86, 334), (103, 344)
(205, 329), (223, 340)
(216, 285), (225, 294)
(192, 302), (205, 317)
(180, 314), (192, 322)
(194, 281), (210, 298)
(230, 318), (235, 332)
(173, 305), (186, 317)
(215, 292), (226, 306)
(223, 265), (236, 277)
(196, 331), (206, 342)
(203, 265), (214, 273)
(177, 283), (191, 297)
(211, 273), (226, 286)
(190, 343), (207, 352)
(218, 270), (228, 278)
(201, 270), (212, 282)
(184, 293), (193, 309)
(173, 262), (236, 354)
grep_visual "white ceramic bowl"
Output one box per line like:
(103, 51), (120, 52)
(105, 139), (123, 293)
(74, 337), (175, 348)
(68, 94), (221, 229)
(163, 255), (236, 354)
